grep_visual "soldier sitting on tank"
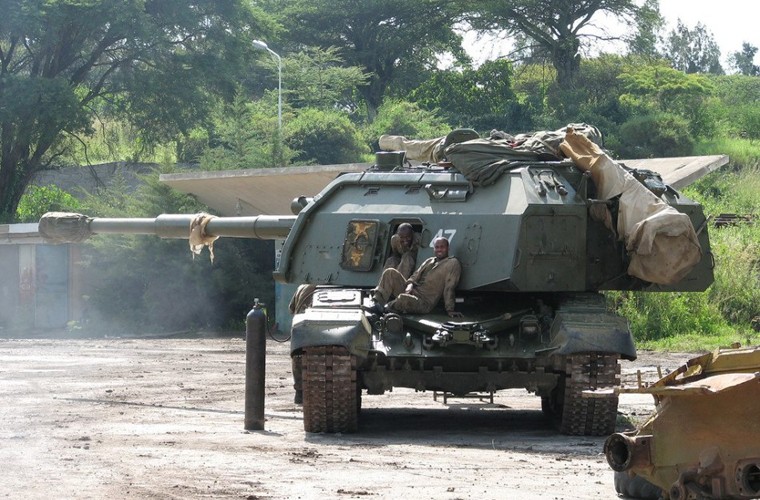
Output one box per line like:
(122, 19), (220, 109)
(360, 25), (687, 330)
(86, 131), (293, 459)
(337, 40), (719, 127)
(368, 237), (463, 318)
(383, 223), (421, 279)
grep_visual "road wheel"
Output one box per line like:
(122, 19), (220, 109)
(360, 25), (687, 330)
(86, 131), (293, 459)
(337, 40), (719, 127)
(556, 353), (620, 436)
(302, 346), (358, 433)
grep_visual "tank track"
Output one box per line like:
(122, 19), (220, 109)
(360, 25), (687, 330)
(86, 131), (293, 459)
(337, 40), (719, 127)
(559, 353), (620, 436)
(302, 346), (358, 433)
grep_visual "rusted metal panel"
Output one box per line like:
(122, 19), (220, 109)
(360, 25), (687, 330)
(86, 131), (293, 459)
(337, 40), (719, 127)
(606, 346), (760, 499)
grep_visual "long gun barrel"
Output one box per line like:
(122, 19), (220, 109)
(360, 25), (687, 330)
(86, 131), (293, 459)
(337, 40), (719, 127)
(38, 212), (296, 244)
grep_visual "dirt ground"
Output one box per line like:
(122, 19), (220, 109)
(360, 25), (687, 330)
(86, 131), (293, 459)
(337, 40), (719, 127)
(0, 334), (691, 500)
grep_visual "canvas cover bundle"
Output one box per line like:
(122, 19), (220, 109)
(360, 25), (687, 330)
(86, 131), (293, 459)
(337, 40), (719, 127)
(378, 124), (702, 286)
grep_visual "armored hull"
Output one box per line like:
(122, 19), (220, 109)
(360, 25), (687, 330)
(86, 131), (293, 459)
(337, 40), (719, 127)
(276, 158), (711, 435)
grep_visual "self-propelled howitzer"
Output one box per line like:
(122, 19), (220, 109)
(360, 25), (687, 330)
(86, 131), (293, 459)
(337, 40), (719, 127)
(39, 132), (715, 436)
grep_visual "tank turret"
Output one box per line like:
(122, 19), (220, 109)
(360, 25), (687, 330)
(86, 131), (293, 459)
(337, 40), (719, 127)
(38, 125), (718, 435)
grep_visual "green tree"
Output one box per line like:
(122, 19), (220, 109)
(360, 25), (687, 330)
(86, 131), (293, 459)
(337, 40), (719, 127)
(199, 92), (296, 170)
(710, 75), (760, 107)
(284, 47), (368, 110)
(616, 112), (694, 158)
(408, 59), (530, 131)
(728, 43), (760, 76)
(285, 108), (367, 165)
(189, 48), (367, 167)
(664, 21), (723, 74)
(465, 0), (643, 87)
(15, 185), (81, 223)
(266, 0), (465, 118)
(704, 75), (760, 140)
(0, 0), (275, 222)
(623, 0), (664, 59)
(511, 64), (557, 128)
(618, 62), (714, 136)
(567, 55), (633, 142)
(363, 100), (450, 147)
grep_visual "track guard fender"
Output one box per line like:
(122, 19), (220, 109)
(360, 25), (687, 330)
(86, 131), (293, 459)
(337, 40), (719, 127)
(546, 310), (637, 360)
(290, 307), (372, 358)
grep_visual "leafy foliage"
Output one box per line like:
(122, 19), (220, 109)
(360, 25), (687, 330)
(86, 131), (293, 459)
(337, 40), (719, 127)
(0, 0), (275, 221)
(710, 75), (760, 108)
(285, 109), (367, 165)
(465, 0), (643, 87)
(284, 47), (368, 110)
(618, 63), (714, 114)
(616, 113), (694, 158)
(362, 100), (450, 147)
(618, 63), (715, 137)
(731, 107), (760, 143)
(663, 21), (723, 75)
(264, 0), (465, 116)
(198, 92), (295, 169)
(728, 43), (760, 76)
(700, 75), (760, 141)
(623, 0), (664, 59)
(16, 185), (82, 223)
(510, 64), (557, 129)
(408, 59), (531, 132)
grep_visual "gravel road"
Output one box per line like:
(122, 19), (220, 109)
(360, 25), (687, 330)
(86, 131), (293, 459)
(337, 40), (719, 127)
(0, 336), (688, 499)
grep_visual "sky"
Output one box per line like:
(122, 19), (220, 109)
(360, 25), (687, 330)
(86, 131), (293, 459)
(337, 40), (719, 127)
(658, 0), (759, 62)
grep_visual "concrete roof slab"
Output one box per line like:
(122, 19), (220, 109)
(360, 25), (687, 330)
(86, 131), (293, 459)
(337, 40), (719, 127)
(160, 163), (368, 216)
(620, 155), (729, 190)
(160, 156), (729, 216)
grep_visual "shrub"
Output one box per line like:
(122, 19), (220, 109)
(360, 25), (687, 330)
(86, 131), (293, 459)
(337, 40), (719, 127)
(285, 108), (366, 165)
(733, 106), (760, 142)
(16, 185), (82, 223)
(363, 100), (450, 146)
(616, 113), (694, 158)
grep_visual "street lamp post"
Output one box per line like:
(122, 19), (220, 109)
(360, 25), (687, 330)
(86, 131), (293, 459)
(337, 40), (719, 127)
(252, 39), (282, 133)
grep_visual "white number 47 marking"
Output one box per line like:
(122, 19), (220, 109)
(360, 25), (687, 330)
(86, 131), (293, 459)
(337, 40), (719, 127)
(429, 229), (457, 247)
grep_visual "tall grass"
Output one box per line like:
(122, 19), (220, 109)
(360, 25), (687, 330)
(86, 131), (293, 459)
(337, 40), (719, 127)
(614, 139), (759, 351)
(694, 164), (760, 341)
(693, 136), (760, 174)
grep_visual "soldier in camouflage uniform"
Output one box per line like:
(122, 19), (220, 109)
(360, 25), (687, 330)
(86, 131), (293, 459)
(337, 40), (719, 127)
(372, 237), (462, 318)
(383, 223), (421, 279)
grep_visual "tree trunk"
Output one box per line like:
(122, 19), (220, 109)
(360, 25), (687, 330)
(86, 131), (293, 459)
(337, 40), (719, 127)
(0, 156), (23, 223)
(0, 121), (23, 222)
(552, 36), (581, 89)
(359, 80), (384, 122)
